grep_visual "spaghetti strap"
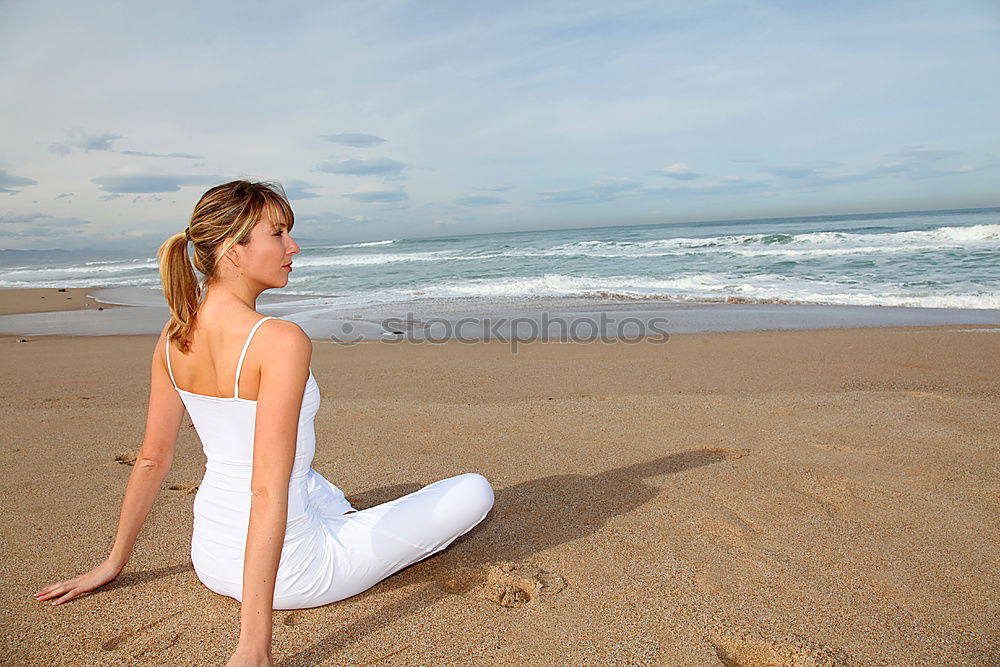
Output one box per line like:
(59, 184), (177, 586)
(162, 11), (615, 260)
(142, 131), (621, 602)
(164, 336), (178, 390)
(234, 316), (275, 399)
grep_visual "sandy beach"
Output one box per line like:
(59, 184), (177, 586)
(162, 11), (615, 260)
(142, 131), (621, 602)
(1, 291), (998, 666)
(0, 287), (121, 316)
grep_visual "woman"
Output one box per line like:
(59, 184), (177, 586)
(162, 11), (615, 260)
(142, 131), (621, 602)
(35, 180), (495, 666)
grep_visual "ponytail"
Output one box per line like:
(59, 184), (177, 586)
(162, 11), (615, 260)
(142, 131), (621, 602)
(157, 231), (203, 353)
(157, 180), (294, 352)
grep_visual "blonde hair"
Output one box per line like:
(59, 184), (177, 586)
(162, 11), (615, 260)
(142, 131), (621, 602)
(156, 180), (295, 352)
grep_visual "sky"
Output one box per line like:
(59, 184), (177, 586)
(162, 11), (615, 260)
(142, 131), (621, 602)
(1, 0), (999, 253)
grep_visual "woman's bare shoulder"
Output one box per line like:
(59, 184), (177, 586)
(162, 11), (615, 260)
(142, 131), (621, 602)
(259, 317), (309, 340)
(256, 318), (312, 359)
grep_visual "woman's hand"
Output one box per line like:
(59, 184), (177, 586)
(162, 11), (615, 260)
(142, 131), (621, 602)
(33, 559), (122, 606)
(34, 331), (185, 608)
(226, 643), (273, 667)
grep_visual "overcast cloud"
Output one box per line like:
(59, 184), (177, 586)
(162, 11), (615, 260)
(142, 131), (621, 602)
(91, 173), (222, 194)
(316, 157), (407, 177)
(0, 169), (38, 194)
(0, 0), (998, 250)
(322, 133), (387, 148)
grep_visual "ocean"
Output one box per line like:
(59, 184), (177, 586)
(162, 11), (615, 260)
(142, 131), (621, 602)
(3, 207), (998, 312)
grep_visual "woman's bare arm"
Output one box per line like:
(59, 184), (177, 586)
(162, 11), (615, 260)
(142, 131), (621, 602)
(228, 321), (311, 665)
(35, 326), (185, 605)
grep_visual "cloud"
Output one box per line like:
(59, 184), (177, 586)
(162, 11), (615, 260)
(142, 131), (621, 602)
(536, 177), (640, 205)
(50, 127), (122, 155)
(866, 145), (988, 181)
(482, 184), (514, 192)
(2, 225), (85, 239)
(644, 177), (769, 197)
(0, 212), (53, 224)
(341, 187), (409, 203)
(802, 172), (877, 186)
(432, 214), (460, 228)
(0, 213), (90, 239)
(0, 169), (37, 193)
(72, 129), (121, 151)
(891, 145), (960, 162)
(909, 164), (986, 180)
(316, 157), (406, 176)
(282, 179), (322, 200)
(659, 164), (701, 180)
(764, 146), (989, 190)
(766, 161), (839, 179)
(55, 193), (73, 200)
(120, 150), (205, 159)
(457, 194), (510, 206)
(91, 173), (220, 193)
(295, 212), (375, 232)
(868, 162), (911, 176)
(322, 133), (387, 148)
(489, 157), (542, 165)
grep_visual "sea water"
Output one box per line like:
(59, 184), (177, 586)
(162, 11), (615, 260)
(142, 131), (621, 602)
(3, 207), (997, 311)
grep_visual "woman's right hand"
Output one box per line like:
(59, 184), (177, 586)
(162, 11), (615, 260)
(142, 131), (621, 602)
(226, 643), (273, 667)
(33, 559), (122, 606)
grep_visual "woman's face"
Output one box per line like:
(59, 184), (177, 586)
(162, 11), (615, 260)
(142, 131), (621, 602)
(235, 207), (300, 290)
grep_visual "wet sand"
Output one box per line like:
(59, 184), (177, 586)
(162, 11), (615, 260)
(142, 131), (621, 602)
(1, 293), (998, 665)
(0, 287), (122, 315)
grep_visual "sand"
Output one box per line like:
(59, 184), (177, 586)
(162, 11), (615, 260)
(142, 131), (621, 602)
(1, 290), (998, 666)
(0, 288), (121, 316)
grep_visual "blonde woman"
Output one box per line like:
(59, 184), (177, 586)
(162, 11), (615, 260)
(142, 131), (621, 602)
(35, 180), (495, 667)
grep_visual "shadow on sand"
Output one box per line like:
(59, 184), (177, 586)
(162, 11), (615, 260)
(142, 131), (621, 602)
(277, 447), (733, 666)
(67, 562), (195, 604)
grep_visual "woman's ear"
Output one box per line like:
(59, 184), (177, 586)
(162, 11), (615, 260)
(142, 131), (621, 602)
(216, 238), (241, 269)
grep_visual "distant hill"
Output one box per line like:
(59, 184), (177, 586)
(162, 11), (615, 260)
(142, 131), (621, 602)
(0, 248), (142, 268)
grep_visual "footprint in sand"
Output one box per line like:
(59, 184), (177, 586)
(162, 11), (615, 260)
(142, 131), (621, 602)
(101, 610), (184, 655)
(437, 562), (566, 608)
(710, 630), (851, 667)
(132, 630), (183, 661)
(167, 483), (199, 494)
(706, 447), (751, 460)
(115, 451), (138, 466)
(905, 391), (955, 402)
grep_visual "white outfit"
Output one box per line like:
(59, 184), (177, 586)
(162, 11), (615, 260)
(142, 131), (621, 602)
(165, 316), (494, 609)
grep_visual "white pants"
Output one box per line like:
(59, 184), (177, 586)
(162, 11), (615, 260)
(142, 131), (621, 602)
(195, 472), (494, 609)
(255, 472), (494, 608)
(318, 472), (495, 604)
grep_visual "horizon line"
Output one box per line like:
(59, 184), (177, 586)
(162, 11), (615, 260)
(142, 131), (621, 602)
(2, 203), (999, 256)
